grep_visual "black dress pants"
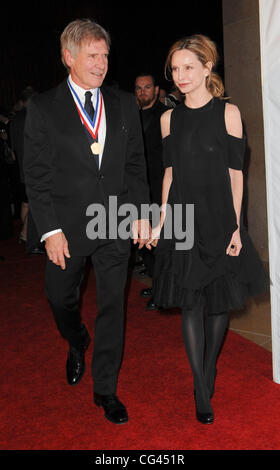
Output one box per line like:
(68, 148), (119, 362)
(45, 238), (130, 395)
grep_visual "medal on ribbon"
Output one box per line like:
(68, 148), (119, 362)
(67, 78), (103, 155)
(90, 141), (101, 155)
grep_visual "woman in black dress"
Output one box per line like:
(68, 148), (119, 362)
(147, 35), (268, 424)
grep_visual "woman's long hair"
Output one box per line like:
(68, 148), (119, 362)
(164, 34), (224, 98)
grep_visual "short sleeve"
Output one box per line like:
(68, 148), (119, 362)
(227, 133), (246, 170)
(162, 134), (173, 168)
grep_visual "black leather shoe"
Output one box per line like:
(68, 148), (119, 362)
(145, 298), (161, 311)
(94, 393), (128, 424)
(196, 410), (214, 424)
(66, 330), (90, 386)
(140, 287), (153, 297)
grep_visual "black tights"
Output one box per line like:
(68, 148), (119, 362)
(182, 305), (229, 412)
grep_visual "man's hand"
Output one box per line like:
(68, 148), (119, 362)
(132, 219), (150, 249)
(45, 232), (70, 269)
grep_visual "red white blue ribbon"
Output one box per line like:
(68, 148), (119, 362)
(67, 77), (103, 141)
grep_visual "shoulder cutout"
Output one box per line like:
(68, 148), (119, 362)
(225, 103), (243, 138)
(160, 109), (173, 138)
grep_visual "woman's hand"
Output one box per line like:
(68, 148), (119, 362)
(145, 224), (161, 250)
(226, 228), (242, 256)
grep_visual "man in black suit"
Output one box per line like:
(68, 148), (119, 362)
(24, 19), (150, 425)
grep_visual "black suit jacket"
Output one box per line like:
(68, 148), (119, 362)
(23, 79), (150, 256)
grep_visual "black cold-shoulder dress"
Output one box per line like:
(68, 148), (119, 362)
(152, 97), (268, 314)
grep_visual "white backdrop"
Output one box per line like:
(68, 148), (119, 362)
(259, 0), (280, 383)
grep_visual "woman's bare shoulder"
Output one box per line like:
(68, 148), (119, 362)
(225, 102), (242, 138)
(160, 109), (173, 138)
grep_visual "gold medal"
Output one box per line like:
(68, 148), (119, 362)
(91, 142), (102, 155)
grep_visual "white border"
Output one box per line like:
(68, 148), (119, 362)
(259, 0), (280, 383)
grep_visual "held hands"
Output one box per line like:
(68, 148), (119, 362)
(45, 232), (70, 270)
(132, 219), (151, 249)
(145, 224), (161, 250)
(226, 228), (242, 256)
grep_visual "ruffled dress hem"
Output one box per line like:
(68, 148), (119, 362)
(152, 255), (268, 315)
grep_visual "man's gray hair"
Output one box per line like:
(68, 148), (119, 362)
(60, 18), (111, 69)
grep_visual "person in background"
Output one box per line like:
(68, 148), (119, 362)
(0, 120), (13, 241)
(135, 73), (170, 310)
(164, 86), (182, 107)
(158, 88), (167, 105)
(10, 87), (40, 249)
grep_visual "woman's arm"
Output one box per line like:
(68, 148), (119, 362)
(229, 168), (243, 229)
(160, 109), (173, 228)
(159, 166), (173, 229)
(225, 103), (243, 256)
(146, 110), (173, 248)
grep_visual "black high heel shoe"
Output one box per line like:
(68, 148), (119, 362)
(193, 390), (214, 424)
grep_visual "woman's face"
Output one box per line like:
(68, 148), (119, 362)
(171, 49), (211, 96)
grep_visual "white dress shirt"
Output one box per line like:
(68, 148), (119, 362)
(41, 74), (106, 242)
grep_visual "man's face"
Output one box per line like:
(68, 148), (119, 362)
(135, 76), (158, 109)
(64, 38), (109, 89)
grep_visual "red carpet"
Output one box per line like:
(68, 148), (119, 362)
(0, 233), (279, 450)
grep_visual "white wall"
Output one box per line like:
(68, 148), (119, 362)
(259, 0), (280, 383)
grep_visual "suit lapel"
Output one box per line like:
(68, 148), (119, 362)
(53, 80), (123, 173)
(54, 79), (99, 173)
